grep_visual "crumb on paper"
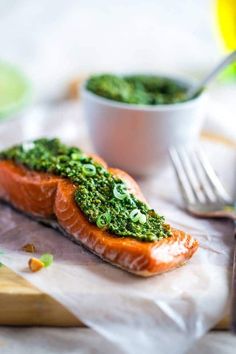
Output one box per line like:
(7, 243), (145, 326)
(22, 243), (36, 253)
(28, 257), (44, 272)
(28, 253), (54, 272)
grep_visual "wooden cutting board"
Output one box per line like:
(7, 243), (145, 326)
(0, 132), (235, 327)
(0, 265), (82, 326)
(0, 264), (230, 328)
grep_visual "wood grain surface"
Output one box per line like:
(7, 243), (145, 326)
(0, 265), (82, 326)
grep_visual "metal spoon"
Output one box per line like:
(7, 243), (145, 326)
(186, 50), (236, 100)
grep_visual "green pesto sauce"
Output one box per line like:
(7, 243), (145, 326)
(86, 74), (190, 105)
(0, 138), (171, 242)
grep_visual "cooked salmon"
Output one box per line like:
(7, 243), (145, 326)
(0, 159), (198, 276)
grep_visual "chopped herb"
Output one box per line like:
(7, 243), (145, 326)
(40, 253), (54, 268)
(0, 138), (171, 242)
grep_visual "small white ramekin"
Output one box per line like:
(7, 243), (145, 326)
(82, 77), (207, 176)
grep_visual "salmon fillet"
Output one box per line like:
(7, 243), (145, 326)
(0, 159), (198, 276)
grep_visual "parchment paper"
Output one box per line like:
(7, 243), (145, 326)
(0, 102), (235, 354)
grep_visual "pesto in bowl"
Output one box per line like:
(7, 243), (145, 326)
(86, 74), (190, 105)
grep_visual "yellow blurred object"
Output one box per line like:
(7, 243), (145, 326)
(216, 0), (236, 50)
(216, 0), (236, 78)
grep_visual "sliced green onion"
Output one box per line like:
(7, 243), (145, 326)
(96, 211), (111, 229)
(113, 184), (128, 200)
(71, 152), (82, 160)
(39, 253), (54, 267)
(82, 164), (96, 176)
(130, 209), (147, 224)
(22, 142), (35, 152)
(139, 213), (147, 224)
(130, 209), (141, 222)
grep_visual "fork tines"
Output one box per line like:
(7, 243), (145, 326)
(169, 146), (231, 205)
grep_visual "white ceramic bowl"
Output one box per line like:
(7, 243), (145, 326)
(82, 76), (207, 176)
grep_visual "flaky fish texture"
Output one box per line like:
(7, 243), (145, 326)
(0, 159), (198, 276)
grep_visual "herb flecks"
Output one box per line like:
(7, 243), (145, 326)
(0, 139), (171, 242)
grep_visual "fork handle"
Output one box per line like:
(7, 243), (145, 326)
(231, 220), (236, 333)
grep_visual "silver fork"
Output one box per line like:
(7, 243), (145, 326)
(170, 146), (236, 334)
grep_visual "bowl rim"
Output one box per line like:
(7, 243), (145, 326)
(81, 74), (207, 112)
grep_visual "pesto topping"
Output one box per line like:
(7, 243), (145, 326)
(0, 138), (171, 242)
(86, 74), (191, 105)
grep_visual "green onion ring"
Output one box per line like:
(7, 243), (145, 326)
(113, 184), (128, 200)
(96, 211), (111, 229)
(129, 209), (141, 222)
(82, 164), (96, 176)
(139, 213), (147, 224)
(130, 209), (147, 224)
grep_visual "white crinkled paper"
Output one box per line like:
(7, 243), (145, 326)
(0, 103), (235, 354)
